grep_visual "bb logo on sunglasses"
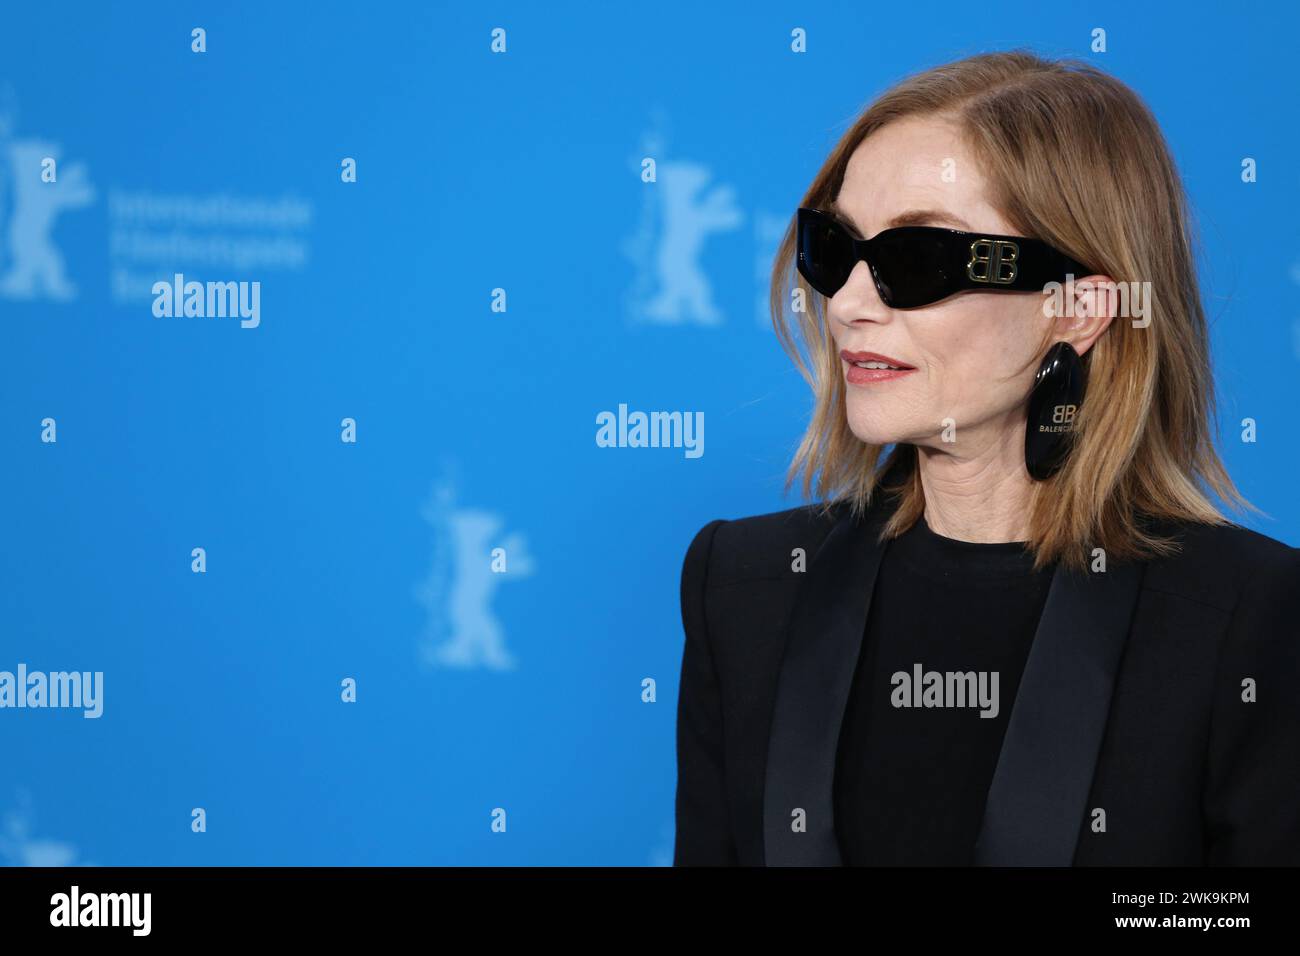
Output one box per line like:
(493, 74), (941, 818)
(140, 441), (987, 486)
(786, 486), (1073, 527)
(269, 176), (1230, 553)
(966, 239), (1019, 284)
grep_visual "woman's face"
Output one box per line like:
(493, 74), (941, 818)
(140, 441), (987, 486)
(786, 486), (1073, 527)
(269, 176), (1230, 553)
(826, 116), (1050, 454)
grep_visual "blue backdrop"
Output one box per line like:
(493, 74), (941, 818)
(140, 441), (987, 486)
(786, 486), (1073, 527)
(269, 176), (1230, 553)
(1, 0), (1296, 865)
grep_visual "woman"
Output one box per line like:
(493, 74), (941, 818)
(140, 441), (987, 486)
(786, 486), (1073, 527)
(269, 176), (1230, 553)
(674, 51), (1300, 866)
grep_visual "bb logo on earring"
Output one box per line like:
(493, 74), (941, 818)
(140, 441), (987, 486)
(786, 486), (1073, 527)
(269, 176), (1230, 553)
(1051, 404), (1077, 426)
(1025, 342), (1086, 480)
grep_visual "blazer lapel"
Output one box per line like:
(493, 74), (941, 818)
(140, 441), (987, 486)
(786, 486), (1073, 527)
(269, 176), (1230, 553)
(763, 495), (1146, 867)
(763, 501), (887, 866)
(973, 556), (1144, 865)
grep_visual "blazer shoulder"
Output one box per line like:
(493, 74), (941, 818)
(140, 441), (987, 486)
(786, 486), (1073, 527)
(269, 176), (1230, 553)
(1141, 519), (1300, 613)
(682, 501), (845, 589)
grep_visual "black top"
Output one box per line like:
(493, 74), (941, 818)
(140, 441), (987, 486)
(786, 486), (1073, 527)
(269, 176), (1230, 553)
(675, 500), (1300, 866)
(833, 513), (1055, 865)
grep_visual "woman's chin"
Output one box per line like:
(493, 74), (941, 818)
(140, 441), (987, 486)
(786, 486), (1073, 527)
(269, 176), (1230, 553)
(846, 421), (909, 447)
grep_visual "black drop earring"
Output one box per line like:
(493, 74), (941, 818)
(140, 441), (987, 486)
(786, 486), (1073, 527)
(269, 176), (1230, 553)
(1024, 341), (1086, 480)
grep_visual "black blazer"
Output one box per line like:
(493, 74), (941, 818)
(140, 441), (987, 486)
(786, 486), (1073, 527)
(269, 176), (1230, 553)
(673, 492), (1300, 866)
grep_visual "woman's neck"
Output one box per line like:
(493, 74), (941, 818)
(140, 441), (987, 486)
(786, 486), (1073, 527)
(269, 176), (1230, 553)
(914, 436), (1035, 544)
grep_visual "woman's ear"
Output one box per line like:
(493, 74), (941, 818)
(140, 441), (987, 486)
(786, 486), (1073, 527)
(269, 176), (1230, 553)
(1047, 273), (1119, 358)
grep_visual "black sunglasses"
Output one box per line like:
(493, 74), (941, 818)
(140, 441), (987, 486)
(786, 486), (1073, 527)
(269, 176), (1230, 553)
(795, 206), (1092, 309)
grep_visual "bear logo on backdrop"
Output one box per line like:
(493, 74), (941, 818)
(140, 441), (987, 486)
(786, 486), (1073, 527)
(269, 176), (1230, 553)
(0, 791), (92, 867)
(0, 84), (95, 302)
(414, 478), (535, 671)
(621, 118), (793, 330)
(622, 122), (744, 326)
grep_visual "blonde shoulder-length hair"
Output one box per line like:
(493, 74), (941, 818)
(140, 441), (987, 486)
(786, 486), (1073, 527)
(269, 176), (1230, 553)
(770, 50), (1252, 572)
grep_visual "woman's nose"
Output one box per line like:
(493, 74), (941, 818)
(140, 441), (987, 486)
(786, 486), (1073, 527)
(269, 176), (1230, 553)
(830, 260), (891, 326)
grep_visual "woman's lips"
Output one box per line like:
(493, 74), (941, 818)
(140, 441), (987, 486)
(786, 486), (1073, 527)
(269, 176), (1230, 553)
(846, 365), (915, 384)
(841, 349), (916, 385)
